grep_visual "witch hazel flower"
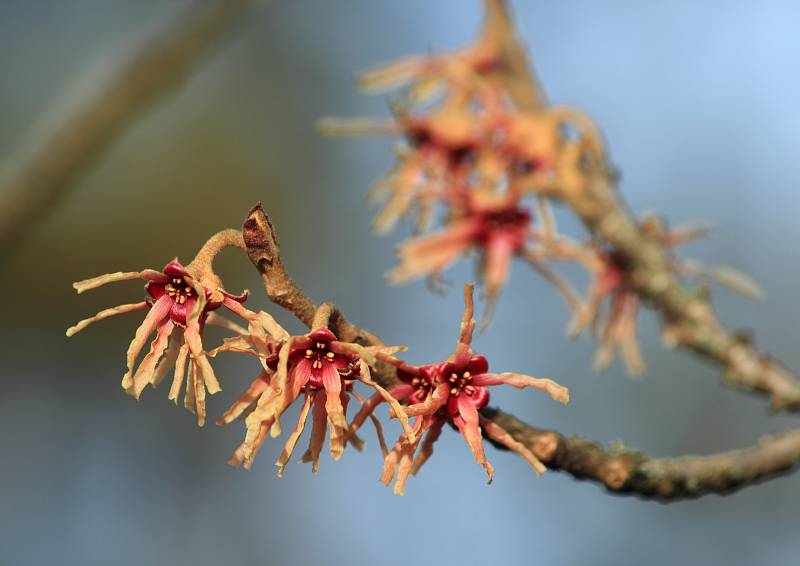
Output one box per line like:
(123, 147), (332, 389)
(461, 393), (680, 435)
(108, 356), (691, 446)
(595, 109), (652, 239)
(575, 215), (762, 377)
(320, 93), (502, 236)
(350, 284), (569, 495)
(387, 191), (586, 326)
(217, 304), (413, 475)
(67, 230), (252, 425)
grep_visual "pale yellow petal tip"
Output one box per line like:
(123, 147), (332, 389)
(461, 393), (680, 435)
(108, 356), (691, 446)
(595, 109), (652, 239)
(65, 327), (77, 338)
(72, 281), (88, 294)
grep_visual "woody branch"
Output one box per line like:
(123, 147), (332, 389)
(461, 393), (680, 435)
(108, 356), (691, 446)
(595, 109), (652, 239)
(239, 204), (800, 500)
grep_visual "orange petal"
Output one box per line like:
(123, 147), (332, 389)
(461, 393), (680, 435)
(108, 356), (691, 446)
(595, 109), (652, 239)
(122, 296), (171, 391)
(454, 397), (494, 482)
(301, 390), (328, 474)
(275, 391), (314, 477)
(480, 416), (546, 475)
(66, 302), (148, 337)
(217, 373), (270, 426)
(184, 321), (221, 395)
(131, 320), (175, 399)
(167, 342), (189, 404)
(472, 373), (569, 405)
(322, 363), (347, 460)
(151, 333), (183, 388)
(72, 269), (163, 294)
(411, 417), (445, 476)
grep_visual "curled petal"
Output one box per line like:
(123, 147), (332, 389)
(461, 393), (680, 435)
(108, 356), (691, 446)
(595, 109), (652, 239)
(255, 310), (291, 341)
(184, 321), (220, 395)
(482, 235), (515, 304)
(122, 296), (172, 390)
(321, 362), (347, 460)
(131, 319), (175, 399)
(275, 391), (314, 477)
(411, 416), (445, 476)
(289, 358), (312, 402)
(387, 220), (479, 284)
(380, 418), (423, 495)
(72, 269), (164, 294)
(479, 415), (546, 476)
(350, 390), (389, 457)
(301, 390), (328, 474)
(167, 343), (189, 404)
(357, 55), (430, 92)
(392, 417), (426, 496)
(236, 420), (271, 470)
(346, 392), (384, 441)
(679, 260), (764, 302)
(318, 116), (397, 137)
(205, 312), (248, 335)
(217, 372), (271, 426)
(664, 221), (712, 246)
(184, 362), (196, 415)
(151, 333), (184, 388)
(358, 359), (415, 444)
(239, 393), (279, 469)
(66, 302), (148, 337)
(193, 360), (207, 427)
(471, 373), (569, 405)
(454, 397), (494, 482)
(403, 381), (449, 418)
(207, 336), (260, 358)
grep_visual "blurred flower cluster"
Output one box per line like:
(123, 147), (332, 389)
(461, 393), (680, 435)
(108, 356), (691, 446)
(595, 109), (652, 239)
(321, 9), (762, 375)
(68, 238), (567, 492)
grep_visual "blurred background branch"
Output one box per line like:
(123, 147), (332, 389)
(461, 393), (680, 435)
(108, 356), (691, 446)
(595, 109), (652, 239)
(0, 0), (257, 259)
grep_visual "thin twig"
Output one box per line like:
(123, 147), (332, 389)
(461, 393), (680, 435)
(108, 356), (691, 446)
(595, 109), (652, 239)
(0, 0), (256, 258)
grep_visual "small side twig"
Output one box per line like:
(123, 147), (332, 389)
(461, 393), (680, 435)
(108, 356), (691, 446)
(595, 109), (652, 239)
(242, 203), (384, 348)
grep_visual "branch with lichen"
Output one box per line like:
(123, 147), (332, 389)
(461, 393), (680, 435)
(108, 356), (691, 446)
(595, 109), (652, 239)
(0, 0), (255, 258)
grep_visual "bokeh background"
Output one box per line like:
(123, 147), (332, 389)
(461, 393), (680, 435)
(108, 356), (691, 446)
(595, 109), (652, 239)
(2, 1), (800, 565)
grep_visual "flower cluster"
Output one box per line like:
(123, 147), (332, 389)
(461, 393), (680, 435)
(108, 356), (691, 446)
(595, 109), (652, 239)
(349, 284), (569, 495)
(320, 3), (604, 325)
(210, 305), (412, 473)
(68, 230), (568, 490)
(573, 215), (763, 376)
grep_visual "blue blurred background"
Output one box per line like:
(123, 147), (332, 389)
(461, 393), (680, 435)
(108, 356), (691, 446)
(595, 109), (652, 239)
(1, 1), (799, 565)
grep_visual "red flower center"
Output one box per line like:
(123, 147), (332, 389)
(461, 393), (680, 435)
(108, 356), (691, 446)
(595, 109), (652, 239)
(162, 277), (195, 306)
(304, 340), (337, 373)
(475, 208), (530, 250)
(399, 366), (437, 404)
(439, 355), (491, 416)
